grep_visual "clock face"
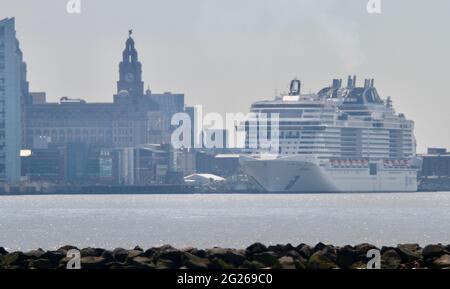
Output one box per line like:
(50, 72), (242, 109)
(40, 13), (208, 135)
(125, 73), (135, 83)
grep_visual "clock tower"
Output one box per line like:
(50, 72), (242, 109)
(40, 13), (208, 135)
(116, 30), (144, 104)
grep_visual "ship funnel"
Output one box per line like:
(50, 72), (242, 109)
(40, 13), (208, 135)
(364, 78), (375, 88)
(289, 79), (301, 96)
(347, 75), (357, 88)
(347, 76), (352, 88)
(332, 79), (342, 89)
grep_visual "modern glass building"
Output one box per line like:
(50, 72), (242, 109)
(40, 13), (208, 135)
(0, 17), (28, 183)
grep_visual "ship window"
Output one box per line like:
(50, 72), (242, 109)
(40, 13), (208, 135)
(369, 163), (377, 175)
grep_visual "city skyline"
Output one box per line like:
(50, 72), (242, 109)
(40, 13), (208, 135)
(2, 0), (450, 152)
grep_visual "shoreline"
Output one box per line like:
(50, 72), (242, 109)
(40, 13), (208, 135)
(0, 190), (447, 196)
(1, 243), (449, 269)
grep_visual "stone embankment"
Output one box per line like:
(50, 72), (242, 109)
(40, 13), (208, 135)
(1, 243), (450, 269)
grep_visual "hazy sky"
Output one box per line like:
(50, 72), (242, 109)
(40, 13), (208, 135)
(2, 0), (449, 152)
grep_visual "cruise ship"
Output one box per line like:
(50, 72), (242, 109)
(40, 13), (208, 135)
(239, 76), (419, 192)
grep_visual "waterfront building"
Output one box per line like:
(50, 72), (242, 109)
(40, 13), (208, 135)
(24, 31), (185, 150)
(421, 148), (450, 178)
(0, 18), (29, 183)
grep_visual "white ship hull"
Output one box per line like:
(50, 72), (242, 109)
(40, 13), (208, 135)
(239, 155), (418, 193)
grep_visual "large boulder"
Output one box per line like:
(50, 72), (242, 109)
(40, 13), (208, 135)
(267, 244), (295, 254)
(57, 245), (79, 254)
(252, 251), (279, 267)
(239, 260), (265, 269)
(431, 254), (450, 269)
(112, 248), (129, 263)
(157, 249), (184, 267)
(127, 249), (145, 260)
(354, 243), (379, 262)
(105, 261), (127, 269)
(80, 247), (102, 257)
(30, 258), (53, 269)
(0, 247), (8, 256)
(155, 259), (176, 269)
(182, 247), (206, 259)
(1, 252), (29, 268)
(128, 256), (155, 269)
(245, 243), (267, 256)
(422, 244), (448, 260)
(24, 249), (46, 260)
(80, 256), (107, 269)
(284, 250), (301, 259)
(314, 242), (327, 252)
(337, 246), (357, 269)
(206, 248), (246, 266)
(41, 251), (65, 266)
(101, 250), (114, 263)
(307, 250), (339, 269)
(381, 249), (402, 269)
(182, 252), (210, 269)
(296, 244), (313, 259)
(274, 256), (296, 269)
(396, 244), (422, 263)
(209, 257), (236, 269)
(133, 246), (144, 252)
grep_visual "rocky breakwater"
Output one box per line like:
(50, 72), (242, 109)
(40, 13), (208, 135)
(1, 243), (450, 269)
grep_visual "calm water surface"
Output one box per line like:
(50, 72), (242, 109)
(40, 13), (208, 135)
(0, 192), (449, 251)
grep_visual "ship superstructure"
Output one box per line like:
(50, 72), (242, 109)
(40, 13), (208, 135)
(240, 76), (418, 192)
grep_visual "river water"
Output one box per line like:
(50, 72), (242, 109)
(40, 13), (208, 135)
(0, 192), (449, 251)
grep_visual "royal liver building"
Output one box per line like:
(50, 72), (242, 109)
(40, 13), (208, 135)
(24, 31), (185, 149)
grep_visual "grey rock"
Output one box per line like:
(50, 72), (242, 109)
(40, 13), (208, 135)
(182, 247), (206, 258)
(337, 246), (357, 269)
(182, 252), (210, 269)
(314, 242), (327, 251)
(209, 257), (236, 269)
(81, 247), (101, 257)
(296, 244), (313, 259)
(2, 252), (28, 267)
(245, 243), (267, 255)
(284, 250), (301, 259)
(354, 243), (379, 261)
(381, 249), (402, 269)
(40, 250), (66, 266)
(207, 248), (246, 266)
(157, 249), (184, 267)
(80, 256), (107, 269)
(57, 245), (79, 254)
(133, 246), (144, 251)
(396, 244), (422, 263)
(155, 259), (176, 269)
(129, 256), (155, 269)
(307, 250), (339, 269)
(275, 256), (296, 269)
(127, 249), (145, 260)
(252, 251), (279, 266)
(0, 247), (8, 256)
(30, 258), (53, 269)
(24, 249), (46, 260)
(112, 248), (129, 262)
(422, 244), (448, 259)
(240, 260), (265, 269)
(432, 254), (450, 269)
(101, 250), (114, 263)
(106, 261), (127, 269)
